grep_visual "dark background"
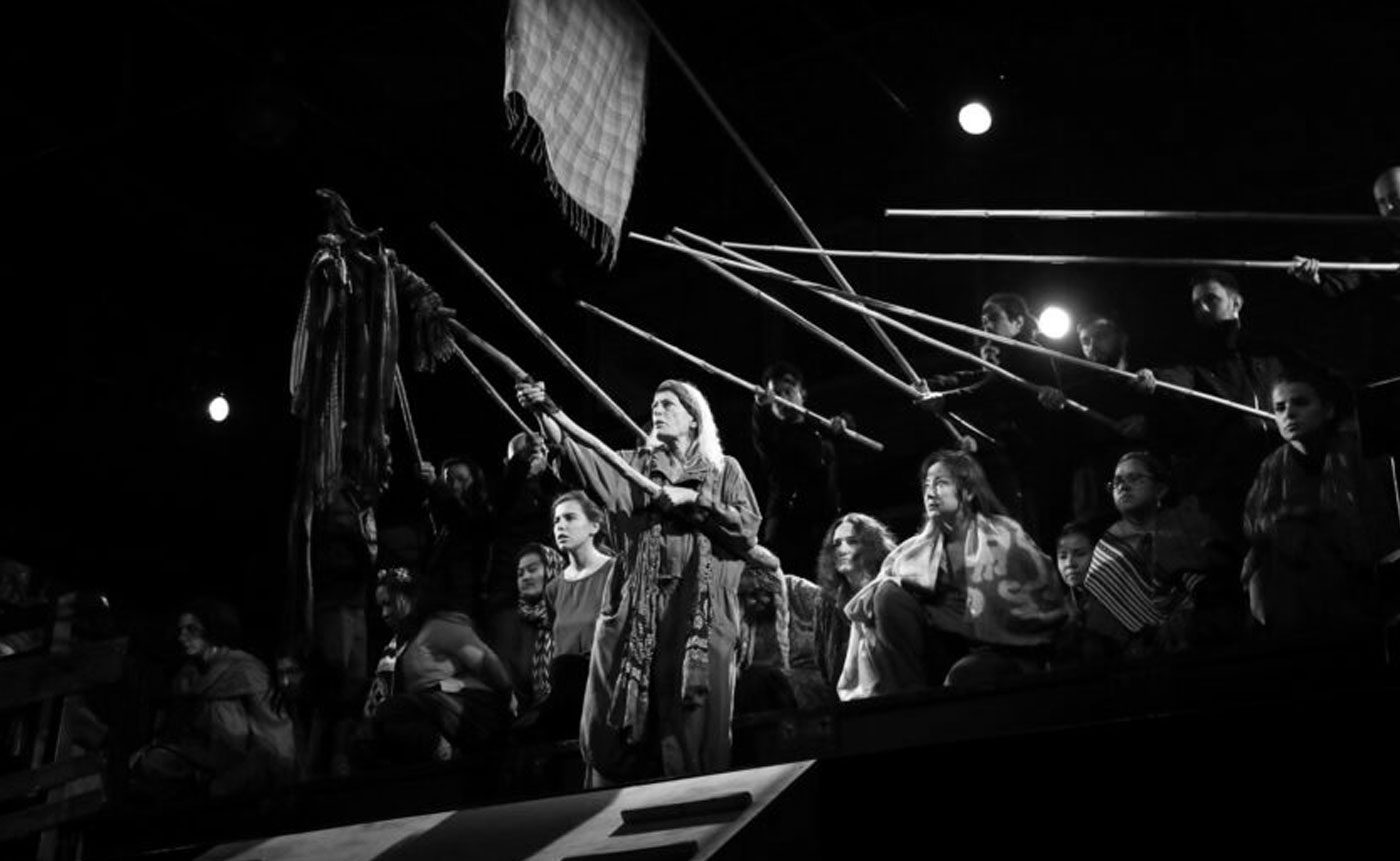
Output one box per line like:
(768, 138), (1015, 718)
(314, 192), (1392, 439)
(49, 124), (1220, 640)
(5, 2), (1398, 651)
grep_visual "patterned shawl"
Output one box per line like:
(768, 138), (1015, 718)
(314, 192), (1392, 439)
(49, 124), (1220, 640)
(517, 598), (555, 705)
(607, 449), (721, 742)
(838, 513), (1069, 700)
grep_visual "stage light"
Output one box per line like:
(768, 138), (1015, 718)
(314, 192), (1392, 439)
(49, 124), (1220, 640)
(208, 395), (230, 423)
(1038, 306), (1072, 339)
(958, 101), (992, 135)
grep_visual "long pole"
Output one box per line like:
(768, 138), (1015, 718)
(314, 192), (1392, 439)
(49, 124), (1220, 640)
(885, 208), (1400, 227)
(448, 324), (661, 497)
(578, 301), (885, 453)
(430, 222), (648, 443)
(800, 288), (1120, 430)
(446, 342), (534, 436)
(393, 366), (438, 536)
(721, 242), (1400, 274)
(660, 229), (995, 445)
(658, 240), (923, 401)
(626, 0), (925, 389)
(696, 239), (1278, 422)
(830, 290), (1275, 421)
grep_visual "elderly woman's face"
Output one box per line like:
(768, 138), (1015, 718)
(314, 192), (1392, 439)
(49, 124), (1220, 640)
(651, 389), (697, 443)
(517, 553), (548, 601)
(177, 613), (210, 657)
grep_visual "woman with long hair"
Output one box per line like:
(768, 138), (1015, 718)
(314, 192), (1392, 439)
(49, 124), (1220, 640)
(920, 293), (1074, 545)
(812, 513), (897, 689)
(839, 450), (1071, 698)
(517, 377), (760, 785)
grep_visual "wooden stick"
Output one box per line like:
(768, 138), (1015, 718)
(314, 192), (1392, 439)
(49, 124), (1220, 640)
(656, 239), (923, 400)
(885, 208), (1400, 227)
(448, 325), (661, 497)
(631, 232), (774, 275)
(697, 242), (1278, 422)
(830, 290), (1275, 421)
(664, 228), (996, 446)
(668, 237), (1115, 431)
(806, 288), (1125, 433)
(626, 0), (924, 388)
(578, 301), (885, 453)
(430, 222), (648, 443)
(447, 342), (535, 436)
(721, 242), (1400, 273)
(392, 367), (427, 466)
(392, 367), (438, 536)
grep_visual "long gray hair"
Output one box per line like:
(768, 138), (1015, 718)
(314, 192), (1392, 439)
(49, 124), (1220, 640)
(648, 379), (724, 470)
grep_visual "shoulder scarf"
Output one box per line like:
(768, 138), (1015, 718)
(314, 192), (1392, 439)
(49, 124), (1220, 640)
(517, 598), (555, 705)
(607, 449), (722, 743)
(838, 513), (1067, 699)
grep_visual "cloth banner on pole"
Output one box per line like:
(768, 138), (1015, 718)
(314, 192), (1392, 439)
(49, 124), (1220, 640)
(504, 0), (649, 264)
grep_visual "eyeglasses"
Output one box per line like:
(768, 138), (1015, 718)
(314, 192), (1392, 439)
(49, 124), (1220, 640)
(1107, 473), (1153, 491)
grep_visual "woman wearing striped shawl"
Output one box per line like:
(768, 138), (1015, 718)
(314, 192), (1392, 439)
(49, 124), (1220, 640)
(1081, 452), (1239, 656)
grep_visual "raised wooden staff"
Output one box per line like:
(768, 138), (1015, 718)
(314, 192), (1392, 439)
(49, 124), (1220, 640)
(625, 0), (926, 390)
(814, 288), (1275, 421)
(444, 341), (534, 436)
(693, 245), (1277, 422)
(634, 232), (993, 445)
(431, 222), (649, 444)
(577, 300), (885, 453)
(710, 242), (1274, 420)
(448, 323), (661, 497)
(661, 228), (995, 445)
(721, 242), (1400, 274)
(886, 208), (1400, 227)
(801, 288), (1123, 432)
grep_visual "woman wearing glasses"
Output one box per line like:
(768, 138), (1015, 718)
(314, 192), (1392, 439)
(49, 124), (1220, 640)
(837, 450), (1072, 698)
(1080, 451), (1239, 657)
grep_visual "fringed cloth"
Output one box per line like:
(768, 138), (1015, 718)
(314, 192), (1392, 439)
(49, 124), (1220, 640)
(287, 191), (459, 634)
(503, 0), (649, 264)
(517, 598), (555, 705)
(1082, 531), (1200, 633)
(289, 230), (399, 514)
(608, 452), (721, 744)
(838, 514), (1070, 700)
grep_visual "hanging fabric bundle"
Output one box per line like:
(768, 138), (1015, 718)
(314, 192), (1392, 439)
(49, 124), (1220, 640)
(287, 190), (402, 633)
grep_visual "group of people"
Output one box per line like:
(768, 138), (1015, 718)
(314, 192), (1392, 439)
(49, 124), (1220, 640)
(115, 168), (1400, 802)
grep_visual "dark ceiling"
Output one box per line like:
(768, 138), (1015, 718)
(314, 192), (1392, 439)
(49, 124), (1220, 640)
(5, 2), (1398, 631)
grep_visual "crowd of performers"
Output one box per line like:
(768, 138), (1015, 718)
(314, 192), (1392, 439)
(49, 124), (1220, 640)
(9, 173), (1398, 809)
